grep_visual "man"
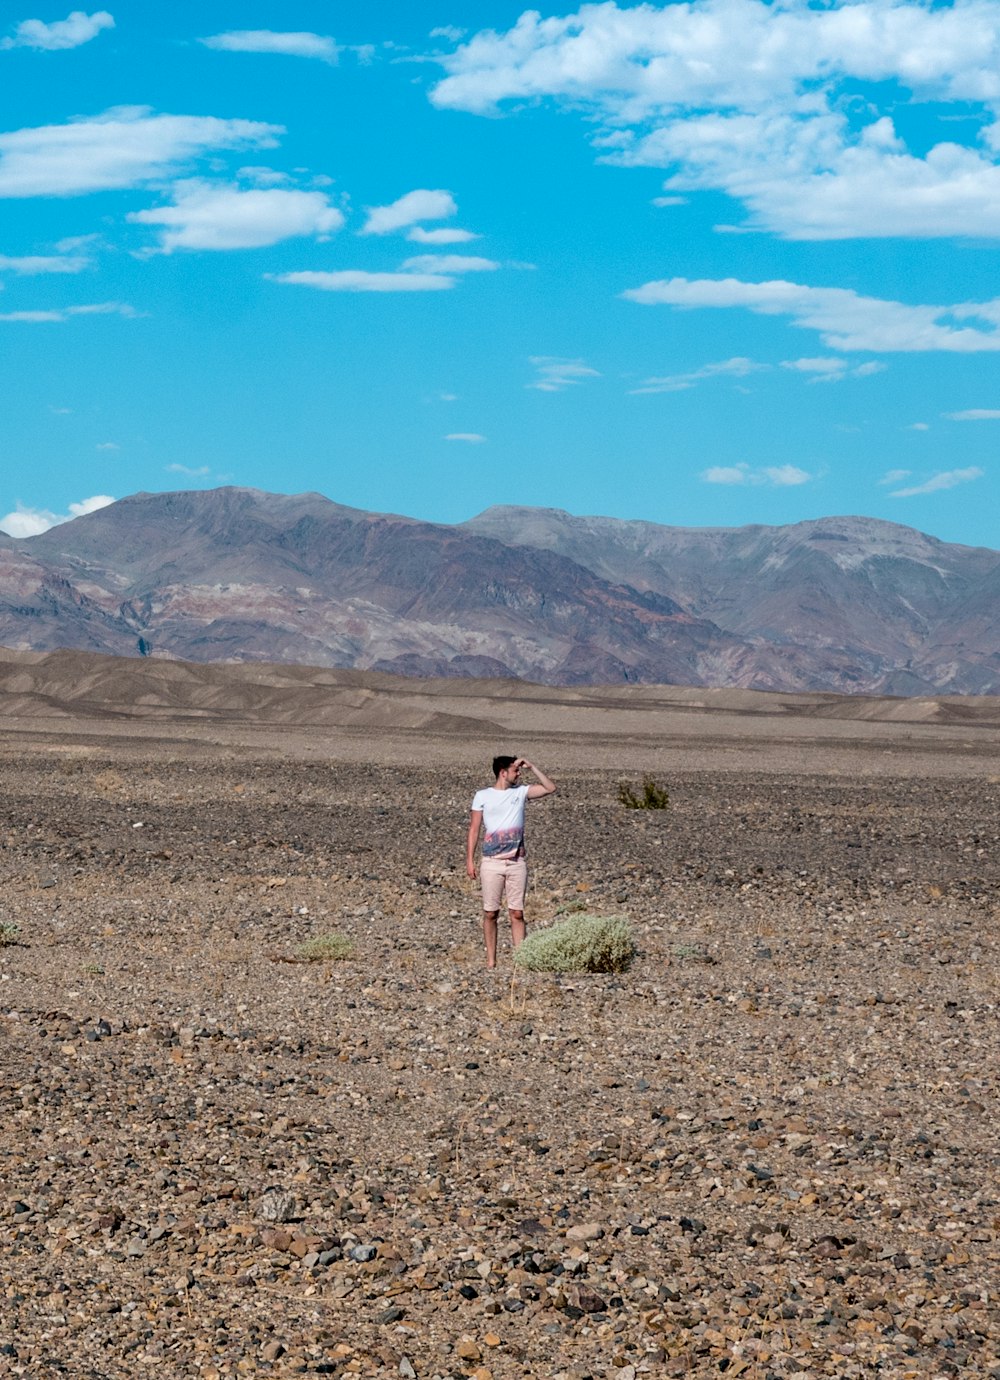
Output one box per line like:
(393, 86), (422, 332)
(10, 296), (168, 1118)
(466, 755), (557, 968)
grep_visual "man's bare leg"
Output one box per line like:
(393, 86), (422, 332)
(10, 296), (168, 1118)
(483, 910), (500, 968)
(510, 909), (526, 949)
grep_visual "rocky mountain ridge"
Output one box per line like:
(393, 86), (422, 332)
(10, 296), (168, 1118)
(1, 487), (997, 694)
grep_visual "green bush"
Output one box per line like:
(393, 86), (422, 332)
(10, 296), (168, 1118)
(0, 922), (20, 947)
(295, 933), (354, 962)
(514, 915), (635, 974)
(618, 776), (670, 809)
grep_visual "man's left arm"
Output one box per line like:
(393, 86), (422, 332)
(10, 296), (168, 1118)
(519, 759), (557, 799)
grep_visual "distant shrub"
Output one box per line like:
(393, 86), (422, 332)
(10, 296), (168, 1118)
(0, 922), (20, 947)
(295, 933), (354, 962)
(514, 915), (635, 974)
(618, 776), (670, 810)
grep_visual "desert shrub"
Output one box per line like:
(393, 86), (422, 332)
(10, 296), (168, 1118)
(618, 776), (670, 810)
(514, 915), (635, 974)
(295, 933), (354, 962)
(0, 922), (20, 947)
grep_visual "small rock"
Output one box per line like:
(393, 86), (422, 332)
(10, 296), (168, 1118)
(258, 1191), (299, 1224)
(565, 1222), (603, 1243)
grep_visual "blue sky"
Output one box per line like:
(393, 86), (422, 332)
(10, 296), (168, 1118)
(1, 2), (998, 548)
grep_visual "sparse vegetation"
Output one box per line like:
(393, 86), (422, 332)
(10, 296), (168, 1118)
(671, 940), (715, 964)
(514, 914), (635, 974)
(554, 898), (589, 916)
(294, 932), (354, 962)
(0, 921), (20, 947)
(618, 775), (670, 809)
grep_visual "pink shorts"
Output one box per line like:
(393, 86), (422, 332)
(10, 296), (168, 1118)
(480, 857), (528, 912)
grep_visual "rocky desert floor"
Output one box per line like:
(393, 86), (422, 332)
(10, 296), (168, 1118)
(1, 663), (999, 1380)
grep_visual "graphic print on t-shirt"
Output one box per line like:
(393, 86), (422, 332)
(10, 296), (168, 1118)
(472, 784), (529, 859)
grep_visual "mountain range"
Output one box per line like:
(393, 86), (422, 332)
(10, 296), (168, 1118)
(0, 487), (996, 695)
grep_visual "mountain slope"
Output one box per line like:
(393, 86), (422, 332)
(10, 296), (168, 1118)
(0, 488), (995, 693)
(463, 507), (1000, 693)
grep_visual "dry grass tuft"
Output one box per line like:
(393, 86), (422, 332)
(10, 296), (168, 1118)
(294, 933), (354, 963)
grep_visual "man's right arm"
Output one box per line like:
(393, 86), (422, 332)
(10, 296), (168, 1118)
(466, 809), (483, 878)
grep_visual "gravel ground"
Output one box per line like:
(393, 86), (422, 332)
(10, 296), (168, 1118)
(1, 730), (998, 1380)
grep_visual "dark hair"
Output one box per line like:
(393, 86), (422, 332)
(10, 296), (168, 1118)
(493, 754), (516, 779)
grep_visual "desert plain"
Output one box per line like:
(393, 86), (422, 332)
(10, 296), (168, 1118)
(1, 650), (999, 1380)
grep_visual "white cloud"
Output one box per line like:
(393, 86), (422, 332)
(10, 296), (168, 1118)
(528, 356), (600, 391)
(945, 407), (1000, 419)
(400, 253), (499, 274)
(237, 165), (291, 187)
(1, 10), (113, 51)
(781, 355), (886, 382)
(445, 432), (486, 443)
(406, 226), (479, 244)
(0, 251), (90, 273)
(128, 179), (344, 252)
(764, 464), (812, 486)
(166, 463), (211, 477)
(889, 466), (985, 497)
(268, 269), (455, 293)
(199, 30), (338, 63)
(95, 441), (118, 450)
(631, 355), (764, 393)
(430, 1), (1000, 240)
(906, 422), (929, 431)
(0, 492), (114, 537)
(0, 107), (282, 198)
(624, 276), (1000, 352)
(430, 26), (466, 42)
(879, 469), (912, 485)
(701, 461), (813, 486)
(0, 300), (135, 321)
(361, 189), (457, 235)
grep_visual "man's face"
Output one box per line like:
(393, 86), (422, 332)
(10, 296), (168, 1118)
(502, 761), (521, 786)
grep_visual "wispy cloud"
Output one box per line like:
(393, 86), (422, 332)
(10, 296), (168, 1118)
(268, 269), (454, 293)
(200, 30), (338, 63)
(0, 251), (90, 274)
(631, 356), (764, 394)
(128, 179), (344, 252)
(95, 441), (119, 450)
(445, 432), (486, 443)
(0, 300), (135, 322)
(0, 108), (282, 199)
(361, 189), (457, 236)
(624, 276), (1000, 353)
(889, 467), (985, 498)
(701, 462), (813, 486)
(781, 356), (886, 383)
(906, 422), (929, 432)
(0, 492), (114, 537)
(528, 356), (600, 392)
(944, 408), (1000, 421)
(406, 226), (479, 244)
(400, 253), (499, 274)
(166, 463), (211, 477)
(879, 469), (911, 485)
(1, 10), (113, 51)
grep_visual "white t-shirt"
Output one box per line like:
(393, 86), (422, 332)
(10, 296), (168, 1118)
(472, 784), (530, 859)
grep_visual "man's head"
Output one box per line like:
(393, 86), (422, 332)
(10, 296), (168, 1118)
(493, 754), (520, 783)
